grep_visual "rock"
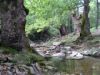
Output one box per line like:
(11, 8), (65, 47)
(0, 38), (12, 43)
(81, 50), (91, 55)
(52, 52), (65, 58)
(93, 51), (100, 57)
(66, 51), (83, 59)
(31, 63), (43, 75)
(0, 54), (13, 62)
(28, 66), (36, 74)
(60, 46), (71, 53)
(36, 50), (45, 57)
(64, 46), (71, 50)
(81, 48), (100, 57)
(45, 51), (50, 55)
(49, 46), (56, 50)
(7, 71), (13, 75)
(51, 51), (83, 60)
(30, 43), (35, 47)
(16, 69), (26, 75)
(53, 42), (61, 46)
(0, 62), (43, 75)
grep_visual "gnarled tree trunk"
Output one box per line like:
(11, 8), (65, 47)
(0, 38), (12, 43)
(0, 0), (30, 52)
(76, 0), (92, 42)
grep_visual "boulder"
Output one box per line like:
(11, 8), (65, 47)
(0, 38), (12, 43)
(66, 51), (83, 59)
(53, 42), (61, 46)
(64, 46), (71, 50)
(52, 52), (65, 58)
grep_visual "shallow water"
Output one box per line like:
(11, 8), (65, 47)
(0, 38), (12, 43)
(44, 57), (100, 75)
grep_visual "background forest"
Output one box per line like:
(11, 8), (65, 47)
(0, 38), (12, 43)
(24, 0), (98, 41)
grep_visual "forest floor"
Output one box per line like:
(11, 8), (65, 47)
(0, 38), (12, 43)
(27, 29), (100, 75)
(30, 28), (100, 59)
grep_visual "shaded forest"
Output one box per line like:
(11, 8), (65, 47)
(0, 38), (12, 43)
(0, 0), (100, 75)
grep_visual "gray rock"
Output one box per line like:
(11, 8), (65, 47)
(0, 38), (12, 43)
(53, 42), (61, 46)
(36, 50), (46, 57)
(66, 51), (83, 59)
(7, 71), (13, 75)
(0, 62), (43, 75)
(64, 46), (71, 50)
(52, 52), (65, 58)
(28, 66), (36, 74)
(81, 48), (100, 57)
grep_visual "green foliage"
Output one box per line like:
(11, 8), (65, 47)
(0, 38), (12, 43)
(89, 0), (96, 28)
(0, 46), (18, 54)
(26, 18), (49, 34)
(13, 52), (45, 64)
(24, 0), (79, 39)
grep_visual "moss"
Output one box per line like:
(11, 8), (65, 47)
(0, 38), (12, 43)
(0, 46), (18, 54)
(75, 15), (92, 43)
(13, 52), (45, 64)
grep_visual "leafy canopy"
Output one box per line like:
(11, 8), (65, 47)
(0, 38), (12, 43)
(24, 0), (79, 35)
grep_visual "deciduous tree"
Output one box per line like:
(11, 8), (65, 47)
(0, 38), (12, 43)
(0, 0), (30, 52)
(76, 0), (92, 42)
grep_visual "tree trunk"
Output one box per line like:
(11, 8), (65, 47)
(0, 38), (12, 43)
(0, 0), (30, 52)
(76, 0), (92, 42)
(96, 0), (99, 29)
(71, 11), (81, 35)
(0, 12), (1, 43)
(59, 25), (67, 36)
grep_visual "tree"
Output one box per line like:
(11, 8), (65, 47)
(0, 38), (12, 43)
(71, 11), (81, 35)
(96, 0), (100, 29)
(76, 0), (92, 42)
(0, 0), (30, 52)
(89, 0), (96, 29)
(25, 0), (79, 37)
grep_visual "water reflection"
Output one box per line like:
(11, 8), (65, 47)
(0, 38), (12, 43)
(45, 57), (100, 75)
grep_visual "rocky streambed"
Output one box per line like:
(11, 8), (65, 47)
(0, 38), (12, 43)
(31, 42), (100, 60)
(29, 42), (100, 75)
(0, 41), (100, 75)
(0, 62), (43, 75)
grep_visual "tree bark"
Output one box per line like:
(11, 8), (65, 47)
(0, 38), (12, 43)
(76, 0), (92, 42)
(0, 12), (1, 43)
(71, 12), (81, 35)
(59, 25), (67, 36)
(0, 0), (30, 52)
(96, 0), (99, 29)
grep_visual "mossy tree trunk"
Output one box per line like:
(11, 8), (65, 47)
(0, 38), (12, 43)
(76, 0), (92, 42)
(0, 12), (1, 43)
(96, 0), (99, 29)
(0, 0), (31, 52)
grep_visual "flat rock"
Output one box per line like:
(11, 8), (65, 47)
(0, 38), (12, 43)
(52, 52), (65, 58)
(53, 42), (61, 46)
(66, 51), (83, 59)
(51, 51), (83, 60)
(81, 47), (100, 57)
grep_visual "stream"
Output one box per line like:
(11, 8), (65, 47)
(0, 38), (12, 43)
(43, 57), (100, 75)
(31, 42), (100, 75)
